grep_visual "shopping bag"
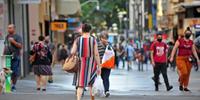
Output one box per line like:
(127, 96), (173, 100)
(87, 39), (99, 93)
(101, 46), (115, 69)
(92, 75), (104, 97)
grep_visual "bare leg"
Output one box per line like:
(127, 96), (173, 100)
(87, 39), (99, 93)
(77, 87), (83, 100)
(48, 76), (53, 81)
(0, 86), (3, 93)
(89, 86), (95, 100)
(40, 75), (47, 90)
(35, 75), (41, 89)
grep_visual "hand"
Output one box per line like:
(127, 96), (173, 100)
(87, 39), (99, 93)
(151, 61), (155, 67)
(169, 57), (174, 63)
(97, 67), (101, 75)
(8, 37), (15, 43)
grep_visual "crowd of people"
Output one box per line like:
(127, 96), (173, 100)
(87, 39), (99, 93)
(2, 23), (200, 100)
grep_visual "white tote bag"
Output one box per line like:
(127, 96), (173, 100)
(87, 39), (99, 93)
(92, 75), (104, 97)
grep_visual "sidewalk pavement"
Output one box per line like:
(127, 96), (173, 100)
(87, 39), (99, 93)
(11, 62), (200, 96)
(0, 94), (200, 100)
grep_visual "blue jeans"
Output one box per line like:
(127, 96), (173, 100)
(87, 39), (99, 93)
(101, 68), (111, 92)
(11, 56), (20, 85)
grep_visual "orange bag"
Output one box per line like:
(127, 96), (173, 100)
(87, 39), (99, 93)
(101, 46), (115, 69)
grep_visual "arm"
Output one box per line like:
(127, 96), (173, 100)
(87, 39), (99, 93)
(11, 40), (22, 49)
(9, 37), (22, 49)
(70, 40), (77, 55)
(192, 44), (200, 61)
(150, 50), (155, 67)
(94, 42), (101, 68)
(195, 45), (200, 54)
(170, 41), (180, 62)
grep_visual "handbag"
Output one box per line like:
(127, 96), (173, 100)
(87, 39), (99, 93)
(188, 55), (196, 63)
(62, 54), (80, 73)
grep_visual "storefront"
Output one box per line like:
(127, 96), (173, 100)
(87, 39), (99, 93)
(0, 0), (30, 77)
(0, 0), (6, 55)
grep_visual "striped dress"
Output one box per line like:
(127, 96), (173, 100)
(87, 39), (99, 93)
(74, 36), (97, 87)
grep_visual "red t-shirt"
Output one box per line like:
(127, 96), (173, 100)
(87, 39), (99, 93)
(150, 41), (167, 63)
(178, 38), (193, 56)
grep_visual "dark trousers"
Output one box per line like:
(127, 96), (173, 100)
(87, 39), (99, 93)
(115, 56), (119, 68)
(154, 62), (170, 88)
(101, 68), (111, 92)
(11, 57), (20, 85)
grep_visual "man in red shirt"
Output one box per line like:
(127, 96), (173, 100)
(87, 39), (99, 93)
(150, 34), (173, 91)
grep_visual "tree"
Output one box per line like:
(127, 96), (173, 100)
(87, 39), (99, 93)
(80, 0), (128, 31)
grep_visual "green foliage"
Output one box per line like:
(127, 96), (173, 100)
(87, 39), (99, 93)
(80, 0), (128, 31)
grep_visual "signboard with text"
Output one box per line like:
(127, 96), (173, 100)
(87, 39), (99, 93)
(51, 22), (67, 31)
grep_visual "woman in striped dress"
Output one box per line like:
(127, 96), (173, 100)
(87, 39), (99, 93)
(71, 23), (101, 100)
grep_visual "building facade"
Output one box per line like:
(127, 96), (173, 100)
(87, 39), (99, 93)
(0, 0), (81, 77)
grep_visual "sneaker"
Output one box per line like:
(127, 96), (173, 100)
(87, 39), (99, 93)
(37, 88), (41, 91)
(48, 80), (53, 83)
(167, 86), (173, 91)
(11, 86), (16, 92)
(42, 89), (46, 92)
(179, 86), (183, 91)
(184, 88), (191, 92)
(105, 91), (110, 97)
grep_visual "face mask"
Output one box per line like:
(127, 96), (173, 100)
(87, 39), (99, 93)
(157, 38), (162, 42)
(185, 34), (191, 39)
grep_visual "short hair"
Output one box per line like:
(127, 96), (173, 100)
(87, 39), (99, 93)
(8, 24), (16, 28)
(185, 27), (192, 34)
(99, 32), (108, 39)
(82, 23), (92, 33)
(157, 33), (162, 36)
(38, 36), (45, 41)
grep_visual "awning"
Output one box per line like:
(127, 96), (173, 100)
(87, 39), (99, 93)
(56, 0), (81, 16)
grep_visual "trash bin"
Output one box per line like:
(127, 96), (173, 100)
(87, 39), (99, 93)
(1, 55), (12, 93)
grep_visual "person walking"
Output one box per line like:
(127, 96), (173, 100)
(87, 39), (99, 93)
(150, 33), (173, 91)
(125, 42), (135, 71)
(31, 36), (52, 92)
(60, 44), (68, 65)
(3, 24), (22, 92)
(117, 36), (126, 69)
(113, 44), (119, 69)
(194, 35), (200, 71)
(167, 41), (176, 71)
(97, 32), (112, 97)
(71, 23), (101, 100)
(170, 27), (200, 92)
(44, 37), (54, 83)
